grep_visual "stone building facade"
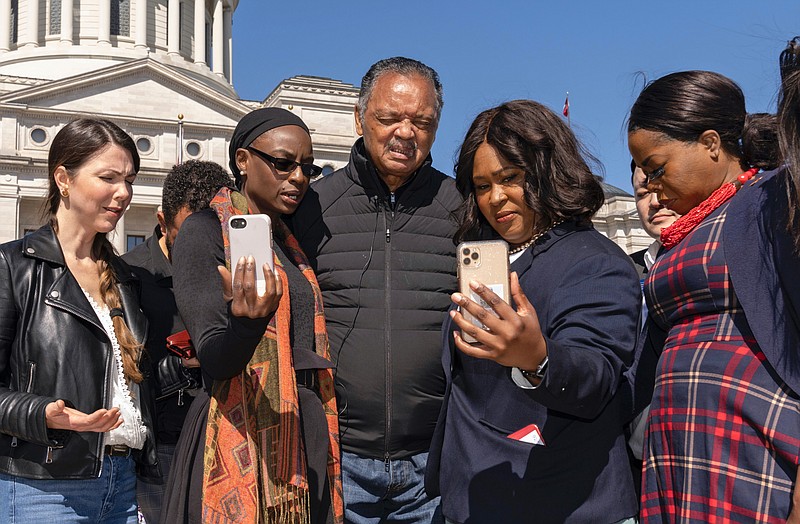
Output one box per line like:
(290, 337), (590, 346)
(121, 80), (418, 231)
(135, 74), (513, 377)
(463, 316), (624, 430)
(0, 0), (649, 253)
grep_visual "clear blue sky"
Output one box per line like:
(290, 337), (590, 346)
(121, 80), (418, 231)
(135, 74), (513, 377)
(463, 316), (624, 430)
(230, 1), (799, 192)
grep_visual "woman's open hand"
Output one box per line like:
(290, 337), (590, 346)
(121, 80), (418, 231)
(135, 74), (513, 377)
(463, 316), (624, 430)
(450, 272), (547, 371)
(217, 255), (282, 319)
(45, 399), (123, 432)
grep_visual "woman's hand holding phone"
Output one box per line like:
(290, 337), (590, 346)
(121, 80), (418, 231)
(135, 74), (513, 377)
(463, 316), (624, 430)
(217, 255), (282, 319)
(450, 272), (547, 371)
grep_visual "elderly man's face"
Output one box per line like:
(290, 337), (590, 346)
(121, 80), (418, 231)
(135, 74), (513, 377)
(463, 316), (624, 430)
(355, 72), (439, 189)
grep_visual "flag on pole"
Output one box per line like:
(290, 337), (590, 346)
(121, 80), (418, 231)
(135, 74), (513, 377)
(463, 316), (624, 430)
(562, 93), (570, 117)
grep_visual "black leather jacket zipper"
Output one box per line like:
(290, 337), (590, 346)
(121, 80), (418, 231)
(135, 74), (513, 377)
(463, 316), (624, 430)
(11, 361), (37, 450)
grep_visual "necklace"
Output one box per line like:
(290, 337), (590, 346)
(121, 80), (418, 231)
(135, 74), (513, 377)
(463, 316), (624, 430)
(660, 167), (758, 250)
(508, 220), (564, 255)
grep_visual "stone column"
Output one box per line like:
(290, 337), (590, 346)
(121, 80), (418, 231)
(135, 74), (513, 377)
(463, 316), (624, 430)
(23, 0), (39, 48)
(97, 0), (110, 46)
(193, 0), (205, 64)
(211, 0), (222, 76)
(60, 0), (73, 44)
(0, 176), (19, 242)
(222, 4), (231, 81)
(134, 0), (147, 49)
(167, 0), (179, 55)
(0, 0), (11, 52)
(111, 212), (126, 254)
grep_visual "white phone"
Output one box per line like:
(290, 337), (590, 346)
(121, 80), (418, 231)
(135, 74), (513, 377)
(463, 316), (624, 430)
(228, 214), (274, 296)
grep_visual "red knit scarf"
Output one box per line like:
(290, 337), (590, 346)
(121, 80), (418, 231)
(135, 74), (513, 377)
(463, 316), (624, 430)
(660, 168), (758, 250)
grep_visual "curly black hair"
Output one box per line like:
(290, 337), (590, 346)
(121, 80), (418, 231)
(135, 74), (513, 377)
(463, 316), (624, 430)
(162, 160), (234, 226)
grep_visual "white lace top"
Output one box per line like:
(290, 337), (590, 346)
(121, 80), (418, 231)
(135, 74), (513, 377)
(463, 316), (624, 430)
(83, 290), (146, 450)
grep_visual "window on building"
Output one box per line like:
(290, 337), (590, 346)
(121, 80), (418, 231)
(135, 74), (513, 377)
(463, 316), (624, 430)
(49, 0), (61, 35)
(136, 137), (152, 154)
(10, 0), (18, 44)
(110, 0), (130, 37)
(185, 141), (201, 158)
(30, 128), (48, 145)
(126, 234), (145, 251)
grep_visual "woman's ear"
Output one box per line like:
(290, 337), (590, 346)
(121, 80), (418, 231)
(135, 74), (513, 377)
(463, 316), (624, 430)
(699, 130), (722, 160)
(53, 165), (70, 193)
(235, 148), (249, 173)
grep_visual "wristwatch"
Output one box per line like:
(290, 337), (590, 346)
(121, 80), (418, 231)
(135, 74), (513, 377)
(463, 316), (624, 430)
(510, 355), (548, 390)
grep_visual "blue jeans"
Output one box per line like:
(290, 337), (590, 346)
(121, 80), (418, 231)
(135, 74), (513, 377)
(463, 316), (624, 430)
(342, 451), (442, 524)
(0, 455), (138, 524)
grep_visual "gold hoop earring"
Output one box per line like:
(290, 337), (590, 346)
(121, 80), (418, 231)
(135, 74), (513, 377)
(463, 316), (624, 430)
(60, 187), (69, 198)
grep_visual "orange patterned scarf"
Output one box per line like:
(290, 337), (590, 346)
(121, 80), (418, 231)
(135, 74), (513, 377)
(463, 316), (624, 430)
(203, 187), (343, 523)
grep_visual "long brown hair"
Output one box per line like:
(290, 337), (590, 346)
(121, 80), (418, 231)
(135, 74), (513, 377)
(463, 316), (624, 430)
(46, 118), (144, 383)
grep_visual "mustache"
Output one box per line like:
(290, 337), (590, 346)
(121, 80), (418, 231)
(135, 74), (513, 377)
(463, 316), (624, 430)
(387, 138), (417, 153)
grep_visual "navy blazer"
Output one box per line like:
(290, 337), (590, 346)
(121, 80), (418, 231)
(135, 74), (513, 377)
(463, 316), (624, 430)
(724, 168), (800, 394)
(426, 220), (641, 524)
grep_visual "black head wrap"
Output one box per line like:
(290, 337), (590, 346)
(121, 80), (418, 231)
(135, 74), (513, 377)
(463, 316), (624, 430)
(229, 108), (310, 186)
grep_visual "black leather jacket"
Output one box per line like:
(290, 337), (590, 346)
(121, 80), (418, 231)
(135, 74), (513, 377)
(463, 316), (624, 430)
(0, 225), (160, 480)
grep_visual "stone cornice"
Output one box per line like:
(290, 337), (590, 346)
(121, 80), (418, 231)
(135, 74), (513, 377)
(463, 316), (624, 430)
(0, 58), (251, 120)
(263, 75), (359, 106)
(0, 103), (237, 134)
(0, 75), (48, 86)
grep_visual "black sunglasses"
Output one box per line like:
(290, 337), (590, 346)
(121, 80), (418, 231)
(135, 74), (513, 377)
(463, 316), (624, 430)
(246, 146), (322, 178)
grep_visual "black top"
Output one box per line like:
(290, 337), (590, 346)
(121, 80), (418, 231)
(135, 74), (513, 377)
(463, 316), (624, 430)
(172, 209), (270, 379)
(289, 138), (462, 459)
(172, 209), (331, 379)
(171, 209), (333, 523)
(273, 238), (331, 371)
(122, 227), (198, 444)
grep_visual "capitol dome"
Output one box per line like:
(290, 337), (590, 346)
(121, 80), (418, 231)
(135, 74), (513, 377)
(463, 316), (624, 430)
(0, 0), (237, 95)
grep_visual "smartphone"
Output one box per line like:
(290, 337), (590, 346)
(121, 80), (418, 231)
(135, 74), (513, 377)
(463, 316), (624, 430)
(456, 240), (510, 343)
(228, 214), (274, 296)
